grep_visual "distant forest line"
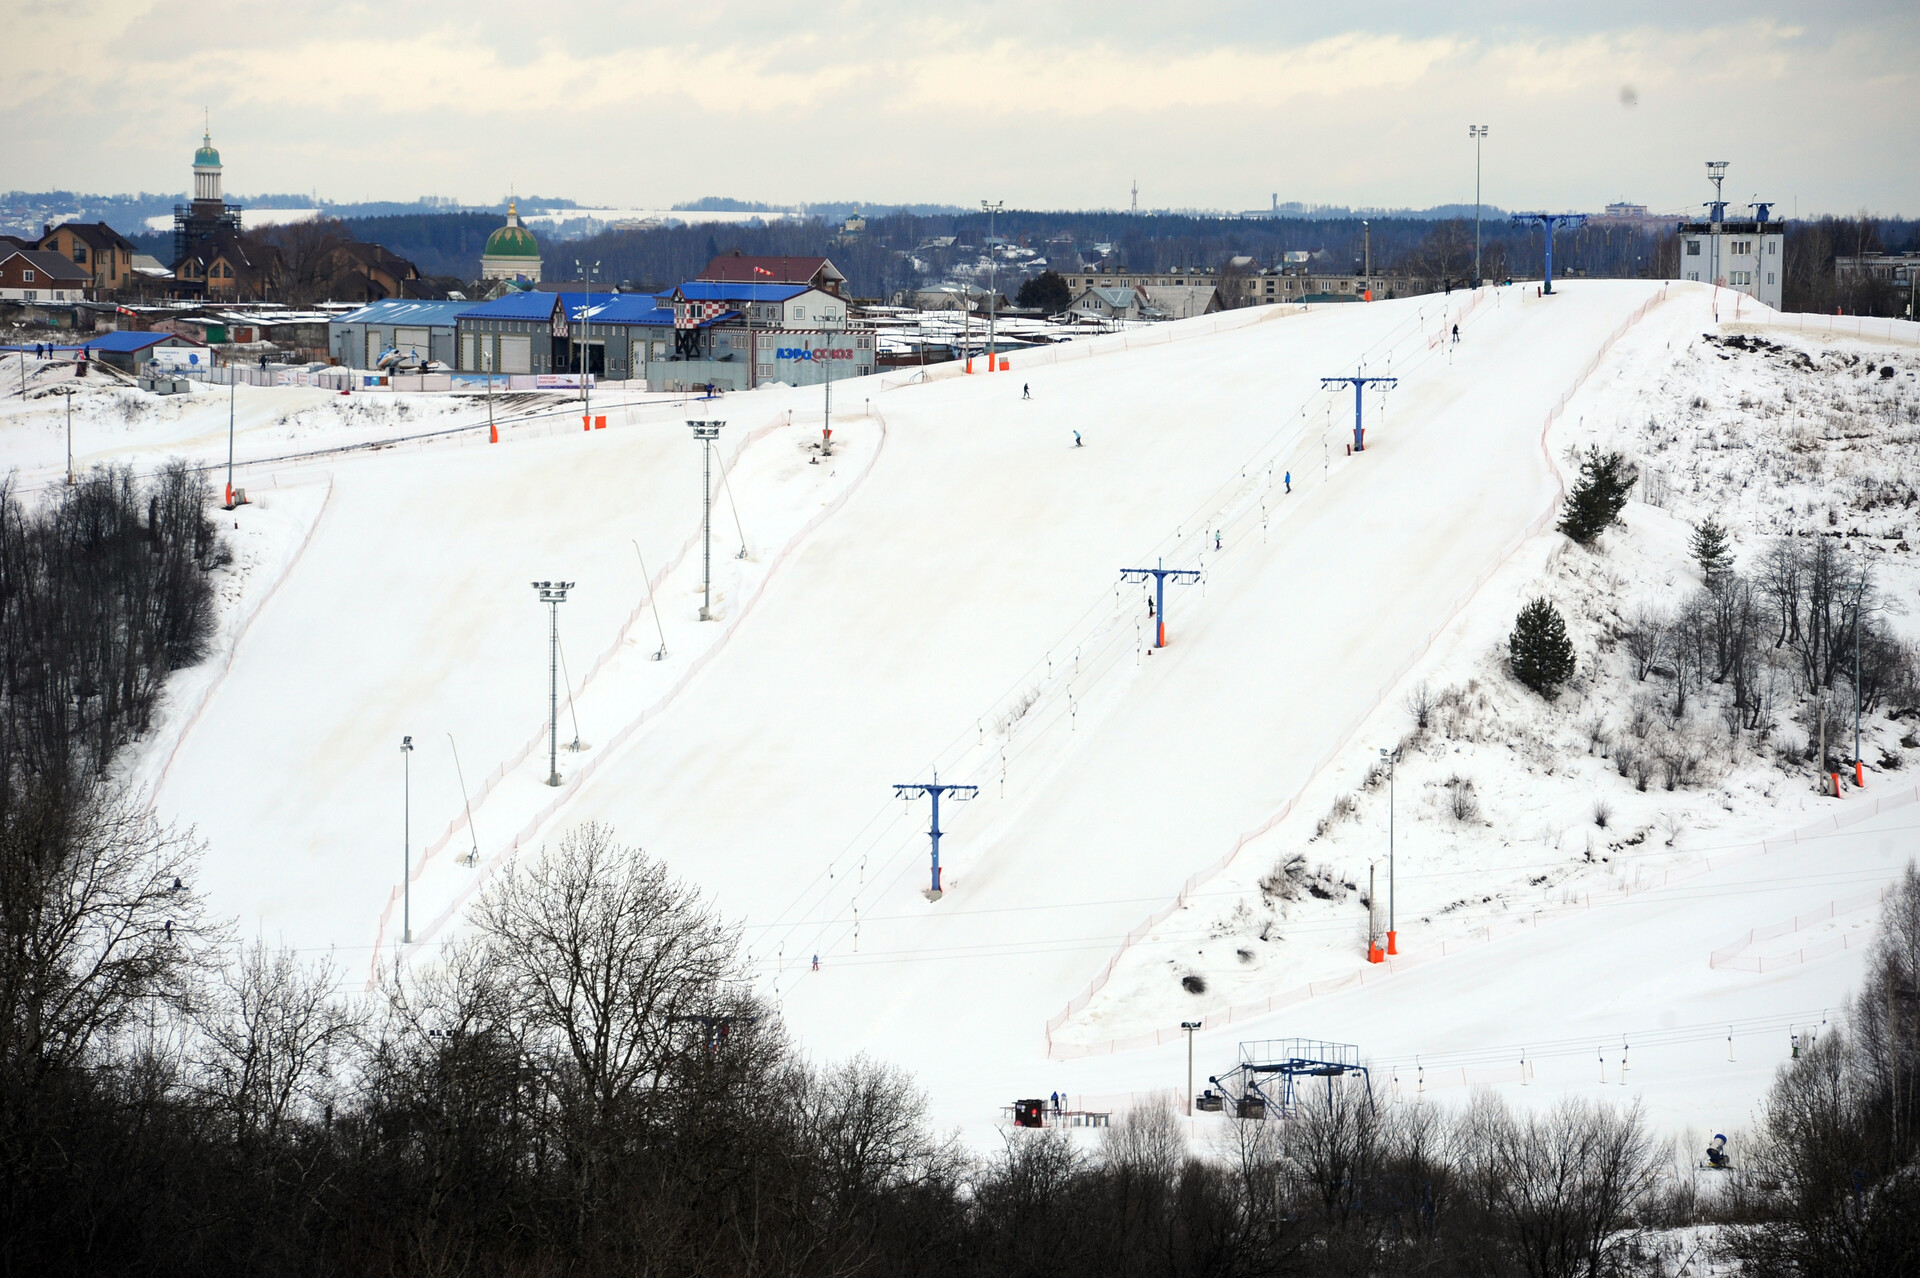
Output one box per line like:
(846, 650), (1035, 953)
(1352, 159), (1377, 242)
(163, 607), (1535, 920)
(106, 205), (1920, 318)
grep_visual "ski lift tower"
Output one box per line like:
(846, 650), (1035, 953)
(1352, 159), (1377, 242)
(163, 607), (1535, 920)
(1121, 557), (1203, 648)
(1509, 212), (1588, 294)
(894, 772), (978, 900)
(1705, 161), (1730, 288)
(1206, 1039), (1373, 1119)
(1320, 368), (1397, 453)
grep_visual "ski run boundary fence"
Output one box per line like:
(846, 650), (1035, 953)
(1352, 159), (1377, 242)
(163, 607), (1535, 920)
(1709, 883), (1898, 972)
(364, 406), (891, 986)
(1044, 287), (1674, 1060)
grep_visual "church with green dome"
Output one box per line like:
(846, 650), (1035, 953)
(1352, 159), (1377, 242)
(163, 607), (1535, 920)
(480, 201), (542, 283)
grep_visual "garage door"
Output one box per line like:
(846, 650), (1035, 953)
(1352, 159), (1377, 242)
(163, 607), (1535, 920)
(393, 327), (430, 361)
(366, 330), (383, 368)
(500, 334), (531, 374)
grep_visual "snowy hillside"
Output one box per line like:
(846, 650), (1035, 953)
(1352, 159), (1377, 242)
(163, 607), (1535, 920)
(6, 286), (1916, 1145)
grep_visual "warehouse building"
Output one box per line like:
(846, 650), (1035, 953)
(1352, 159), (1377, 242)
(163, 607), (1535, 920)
(76, 329), (207, 372)
(455, 291), (675, 380)
(329, 299), (468, 369)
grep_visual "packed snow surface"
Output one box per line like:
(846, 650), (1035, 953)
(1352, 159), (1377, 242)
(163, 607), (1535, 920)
(8, 285), (1916, 1146)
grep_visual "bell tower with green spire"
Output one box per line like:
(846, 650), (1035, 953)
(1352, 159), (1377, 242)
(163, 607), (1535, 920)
(172, 114), (243, 267)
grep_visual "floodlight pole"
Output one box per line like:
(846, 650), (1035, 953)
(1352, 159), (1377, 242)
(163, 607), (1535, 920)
(575, 258), (599, 423)
(1120, 557), (1203, 648)
(226, 354), (236, 506)
(1469, 125), (1488, 284)
(1181, 1021), (1202, 1116)
(982, 200), (1003, 368)
(55, 387), (77, 486)
(688, 422), (724, 619)
(1321, 369), (1398, 452)
(894, 772), (979, 897)
(1379, 746), (1399, 954)
(401, 735), (413, 945)
(1854, 569), (1867, 787)
(1510, 212), (1588, 295)
(531, 581), (573, 785)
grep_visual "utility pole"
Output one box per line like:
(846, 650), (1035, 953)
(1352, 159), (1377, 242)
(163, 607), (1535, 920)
(1181, 1021), (1202, 1116)
(982, 200), (1003, 370)
(400, 735), (413, 944)
(894, 772), (978, 900)
(1363, 219), (1371, 282)
(1510, 213), (1588, 295)
(1379, 746), (1400, 954)
(1120, 557), (1203, 649)
(1321, 368), (1399, 452)
(687, 422), (723, 619)
(531, 581), (573, 785)
(1469, 125), (1489, 283)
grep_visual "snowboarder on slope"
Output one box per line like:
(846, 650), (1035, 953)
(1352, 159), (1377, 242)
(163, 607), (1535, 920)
(1214, 530), (1221, 550)
(1073, 430), (1083, 447)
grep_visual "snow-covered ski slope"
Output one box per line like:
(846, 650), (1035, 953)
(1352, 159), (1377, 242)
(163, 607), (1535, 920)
(85, 280), (1902, 1138)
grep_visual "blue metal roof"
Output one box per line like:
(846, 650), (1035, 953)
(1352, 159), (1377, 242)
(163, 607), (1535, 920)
(572, 296), (676, 326)
(333, 299), (473, 327)
(664, 282), (808, 303)
(81, 330), (202, 352)
(459, 292), (680, 327)
(457, 292), (563, 321)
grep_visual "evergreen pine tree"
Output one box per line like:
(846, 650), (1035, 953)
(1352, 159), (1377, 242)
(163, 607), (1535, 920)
(1691, 516), (1734, 581)
(1510, 597), (1576, 698)
(1557, 448), (1635, 544)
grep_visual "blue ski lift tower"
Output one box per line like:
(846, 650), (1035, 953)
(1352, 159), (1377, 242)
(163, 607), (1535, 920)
(1510, 212), (1588, 294)
(895, 772), (978, 900)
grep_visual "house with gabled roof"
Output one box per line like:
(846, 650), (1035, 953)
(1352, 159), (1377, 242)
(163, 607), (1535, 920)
(37, 221), (142, 295)
(695, 251), (845, 296)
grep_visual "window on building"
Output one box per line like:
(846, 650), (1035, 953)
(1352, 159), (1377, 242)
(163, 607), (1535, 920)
(1767, 272), (1775, 285)
(1769, 242), (1777, 254)
(22, 269), (34, 282)
(1686, 241), (1701, 256)
(73, 244), (87, 263)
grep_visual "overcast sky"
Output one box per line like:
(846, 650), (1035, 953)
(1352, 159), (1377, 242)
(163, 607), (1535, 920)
(6, 1), (1916, 217)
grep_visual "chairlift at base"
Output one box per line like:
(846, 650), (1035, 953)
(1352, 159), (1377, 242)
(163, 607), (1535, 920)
(1206, 1039), (1373, 1119)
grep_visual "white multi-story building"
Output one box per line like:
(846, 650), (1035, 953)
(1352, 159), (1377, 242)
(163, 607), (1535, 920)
(1677, 208), (1784, 310)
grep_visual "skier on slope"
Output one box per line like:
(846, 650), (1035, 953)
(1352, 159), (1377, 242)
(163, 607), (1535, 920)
(1452, 323), (1460, 344)
(1023, 383), (1031, 399)
(1284, 471), (1291, 493)
(1073, 430), (1083, 447)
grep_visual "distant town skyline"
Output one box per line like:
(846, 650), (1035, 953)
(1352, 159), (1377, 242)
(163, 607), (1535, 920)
(6, 1), (1917, 219)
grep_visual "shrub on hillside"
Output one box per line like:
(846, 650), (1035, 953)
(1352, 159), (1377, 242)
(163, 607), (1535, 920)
(1557, 448), (1636, 545)
(1510, 597), (1576, 699)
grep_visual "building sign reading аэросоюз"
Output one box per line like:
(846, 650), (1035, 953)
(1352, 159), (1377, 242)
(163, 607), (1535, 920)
(775, 347), (855, 361)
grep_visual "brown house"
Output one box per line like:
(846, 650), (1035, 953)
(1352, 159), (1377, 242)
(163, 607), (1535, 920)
(326, 241), (423, 301)
(174, 232), (282, 301)
(38, 221), (143, 294)
(0, 250), (93, 302)
(695, 251), (845, 296)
